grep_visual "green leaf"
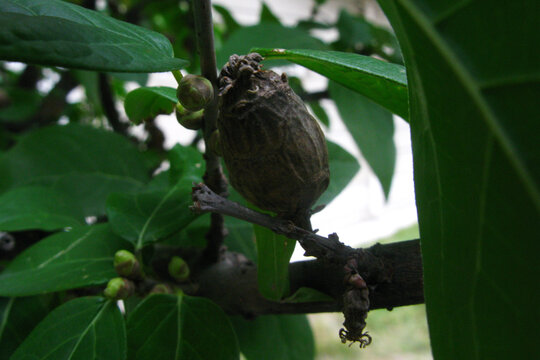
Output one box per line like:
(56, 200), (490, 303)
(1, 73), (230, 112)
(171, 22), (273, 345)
(213, 4), (241, 35)
(217, 24), (326, 68)
(0, 124), (149, 194)
(0, 224), (129, 296)
(308, 101), (329, 127)
(254, 225), (296, 301)
(11, 297), (126, 360)
(0, 87), (42, 123)
(329, 81), (395, 198)
(230, 314), (314, 360)
(127, 294), (240, 360)
(107, 178), (198, 250)
(259, 3), (280, 24)
(317, 140), (361, 206)
(378, 0), (540, 358)
(0, 0), (187, 72)
(0, 185), (84, 231)
(124, 86), (177, 124)
(168, 144), (205, 184)
(254, 48), (408, 120)
(0, 295), (57, 360)
(283, 287), (334, 303)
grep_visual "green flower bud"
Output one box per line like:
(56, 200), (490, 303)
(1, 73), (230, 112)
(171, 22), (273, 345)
(168, 256), (190, 282)
(176, 74), (214, 111)
(150, 283), (173, 294)
(175, 103), (204, 130)
(103, 277), (135, 300)
(114, 250), (141, 279)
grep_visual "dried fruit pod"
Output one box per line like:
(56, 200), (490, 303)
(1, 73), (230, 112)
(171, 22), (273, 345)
(217, 53), (329, 230)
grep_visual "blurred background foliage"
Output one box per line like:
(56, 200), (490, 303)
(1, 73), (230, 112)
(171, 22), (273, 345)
(0, 0), (428, 358)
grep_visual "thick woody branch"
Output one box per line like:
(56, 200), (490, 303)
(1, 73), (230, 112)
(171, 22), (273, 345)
(195, 240), (423, 316)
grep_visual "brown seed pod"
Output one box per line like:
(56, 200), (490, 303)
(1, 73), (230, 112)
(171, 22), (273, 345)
(217, 53), (329, 230)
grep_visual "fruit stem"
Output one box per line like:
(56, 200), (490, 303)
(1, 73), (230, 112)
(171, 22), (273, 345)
(172, 70), (183, 86)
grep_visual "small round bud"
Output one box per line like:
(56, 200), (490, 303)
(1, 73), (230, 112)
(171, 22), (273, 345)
(175, 104), (203, 130)
(176, 74), (214, 111)
(103, 277), (135, 300)
(150, 283), (173, 294)
(168, 256), (190, 282)
(114, 250), (141, 279)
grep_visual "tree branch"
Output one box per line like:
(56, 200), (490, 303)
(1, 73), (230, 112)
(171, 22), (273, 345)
(195, 239), (423, 316)
(191, 0), (228, 265)
(98, 73), (129, 135)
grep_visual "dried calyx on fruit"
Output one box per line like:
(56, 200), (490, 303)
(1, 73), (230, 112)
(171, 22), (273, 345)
(217, 53), (329, 231)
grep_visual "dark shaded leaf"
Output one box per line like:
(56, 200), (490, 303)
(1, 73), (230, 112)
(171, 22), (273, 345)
(0, 295), (57, 360)
(127, 294), (239, 360)
(0, 224), (129, 296)
(378, 0), (540, 358)
(0, 124), (149, 194)
(255, 48), (408, 120)
(11, 297), (126, 360)
(0, 186), (84, 231)
(230, 314), (314, 360)
(283, 287), (334, 303)
(0, 0), (187, 72)
(217, 24), (326, 68)
(329, 81), (395, 198)
(107, 178), (198, 250)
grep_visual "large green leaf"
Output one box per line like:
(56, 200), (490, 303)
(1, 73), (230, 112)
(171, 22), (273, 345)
(124, 86), (177, 124)
(0, 186), (84, 231)
(0, 295), (56, 360)
(230, 314), (314, 360)
(317, 140), (361, 206)
(254, 225), (296, 301)
(329, 81), (396, 198)
(377, 0), (540, 358)
(0, 124), (149, 194)
(0, 0), (187, 72)
(0, 224), (129, 296)
(127, 294), (240, 360)
(11, 297), (126, 360)
(107, 178), (198, 250)
(255, 48), (408, 120)
(217, 23), (326, 68)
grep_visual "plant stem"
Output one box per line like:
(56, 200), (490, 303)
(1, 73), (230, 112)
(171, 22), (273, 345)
(172, 70), (183, 85)
(191, 0), (228, 265)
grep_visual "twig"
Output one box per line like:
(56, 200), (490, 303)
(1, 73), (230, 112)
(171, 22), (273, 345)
(192, 183), (359, 265)
(191, 0), (228, 264)
(98, 73), (128, 135)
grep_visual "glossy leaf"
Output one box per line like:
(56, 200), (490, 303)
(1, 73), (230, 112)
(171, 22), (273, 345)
(127, 294), (239, 360)
(230, 314), (314, 360)
(107, 178), (198, 250)
(329, 81), (396, 198)
(0, 295), (56, 360)
(168, 144), (205, 184)
(217, 24), (326, 68)
(0, 186), (84, 231)
(124, 86), (177, 124)
(11, 297), (126, 360)
(254, 48), (408, 120)
(0, 124), (149, 194)
(254, 225), (296, 301)
(377, 0), (540, 358)
(0, 0), (187, 72)
(317, 140), (361, 206)
(0, 224), (129, 296)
